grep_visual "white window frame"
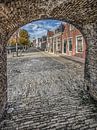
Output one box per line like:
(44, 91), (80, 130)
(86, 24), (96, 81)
(70, 24), (72, 31)
(70, 24), (75, 31)
(76, 35), (83, 53)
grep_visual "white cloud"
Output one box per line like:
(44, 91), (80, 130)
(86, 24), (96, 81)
(22, 19), (64, 39)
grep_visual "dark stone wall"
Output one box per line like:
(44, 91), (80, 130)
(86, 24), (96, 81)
(83, 23), (97, 100)
(0, 0), (97, 118)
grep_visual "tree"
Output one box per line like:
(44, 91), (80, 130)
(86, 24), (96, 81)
(8, 29), (30, 47)
(8, 36), (17, 46)
(19, 29), (30, 46)
(8, 30), (19, 46)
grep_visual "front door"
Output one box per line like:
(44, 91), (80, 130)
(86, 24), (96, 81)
(64, 40), (67, 53)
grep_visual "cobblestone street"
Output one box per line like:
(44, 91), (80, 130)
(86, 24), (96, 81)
(0, 48), (97, 130)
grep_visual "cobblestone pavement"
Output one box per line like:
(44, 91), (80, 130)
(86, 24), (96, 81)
(1, 48), (97, 130)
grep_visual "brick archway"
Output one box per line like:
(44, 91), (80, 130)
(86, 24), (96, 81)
(0, 0), (97, 118)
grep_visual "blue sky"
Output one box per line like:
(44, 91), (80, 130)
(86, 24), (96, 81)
(21, 19), (64, 41)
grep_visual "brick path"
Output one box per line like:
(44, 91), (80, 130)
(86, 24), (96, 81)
(0, 48), (97, 130)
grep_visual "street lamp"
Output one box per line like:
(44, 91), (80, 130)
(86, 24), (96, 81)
(15, 30), (19, 57)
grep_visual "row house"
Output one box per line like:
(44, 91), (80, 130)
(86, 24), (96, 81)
(37, 38), (42, 48)
(41, 36), (47, 50)
(63, 23), (86, 58)
(36, 36), (47, 50)
(32, 38), (37, 47)
(46, 31), (54, 53)
(47, 24), (64, 54)
(47, 31), (63, 54)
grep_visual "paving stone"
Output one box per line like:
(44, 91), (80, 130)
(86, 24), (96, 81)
(0, 49), (97, 130)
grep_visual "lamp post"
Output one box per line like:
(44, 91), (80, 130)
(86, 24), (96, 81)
(16, 42), (18, 57)
(15, 30), (19, 57)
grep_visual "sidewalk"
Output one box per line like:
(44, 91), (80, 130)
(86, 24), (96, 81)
(60, 54), (85, 64)
(45, 51), (85, 64)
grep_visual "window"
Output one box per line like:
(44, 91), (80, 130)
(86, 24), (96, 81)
(76, 36), (83, 52)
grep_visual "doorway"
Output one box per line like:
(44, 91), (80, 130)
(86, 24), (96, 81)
(64, 40), (67, 53)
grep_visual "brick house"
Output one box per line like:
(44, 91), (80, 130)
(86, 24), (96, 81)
(47, 31), (54, 53)
(47, 24), (64, 54)
(63, 23), (86, 58)
(37, 36), (47, 50)
(47, 31), (63, 54)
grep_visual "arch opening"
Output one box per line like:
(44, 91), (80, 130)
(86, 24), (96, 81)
(2, 19), (87, 129)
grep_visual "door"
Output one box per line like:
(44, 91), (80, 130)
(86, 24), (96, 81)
(64, 40), (67, 53)
(68, 38), (72, 51)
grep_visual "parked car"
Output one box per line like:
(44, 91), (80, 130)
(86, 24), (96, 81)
(6, 45), (24, 53)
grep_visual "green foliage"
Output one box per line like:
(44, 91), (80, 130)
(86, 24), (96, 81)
(19, 29), (30, 45)
(8, 37), (17, 46)
(8, 29), (30, 46)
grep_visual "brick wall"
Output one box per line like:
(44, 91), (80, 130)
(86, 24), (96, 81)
(63, 23), (86, 58)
